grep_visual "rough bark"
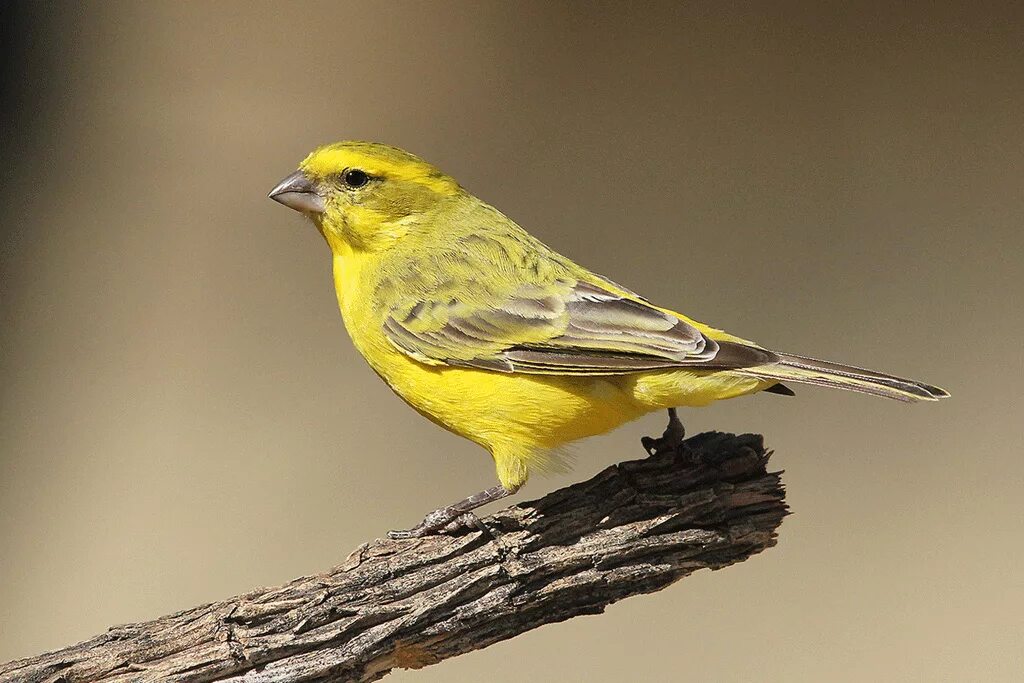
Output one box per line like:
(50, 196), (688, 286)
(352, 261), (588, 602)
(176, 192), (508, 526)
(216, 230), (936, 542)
(0, 431), (787, 683)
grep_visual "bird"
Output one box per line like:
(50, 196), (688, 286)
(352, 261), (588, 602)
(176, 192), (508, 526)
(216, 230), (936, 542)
(268, 141), (948, 538)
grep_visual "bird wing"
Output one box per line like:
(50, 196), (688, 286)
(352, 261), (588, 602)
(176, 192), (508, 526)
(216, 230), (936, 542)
(381, 256), (776, 375)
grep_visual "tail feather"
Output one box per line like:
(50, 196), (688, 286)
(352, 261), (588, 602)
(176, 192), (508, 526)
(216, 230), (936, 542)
(744, 352), (950, 403)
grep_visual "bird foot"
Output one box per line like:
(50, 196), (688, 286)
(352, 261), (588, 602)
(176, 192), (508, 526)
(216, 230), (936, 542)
(641, 407), (686, 456)
(444, 512), (497, 537)
(388, 509), (496, 539)
(387, 485), (510, 539)
(387, 505), (462, 539)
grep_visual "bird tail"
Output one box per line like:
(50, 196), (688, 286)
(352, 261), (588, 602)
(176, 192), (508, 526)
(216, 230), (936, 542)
(741, 352), (950, 403)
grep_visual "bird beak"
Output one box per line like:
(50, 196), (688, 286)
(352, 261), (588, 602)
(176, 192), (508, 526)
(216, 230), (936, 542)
(268, 170), (326, 214)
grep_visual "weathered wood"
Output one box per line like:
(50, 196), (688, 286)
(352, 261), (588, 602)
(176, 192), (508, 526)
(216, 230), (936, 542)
(0, 431), (787, 683)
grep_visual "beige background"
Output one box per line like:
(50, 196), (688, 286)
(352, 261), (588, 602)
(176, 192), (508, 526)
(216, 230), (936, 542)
(2, 2), (1023, 680)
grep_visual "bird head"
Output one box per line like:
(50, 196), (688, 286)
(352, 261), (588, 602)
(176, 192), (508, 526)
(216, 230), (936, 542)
(269, 142), (461, 252)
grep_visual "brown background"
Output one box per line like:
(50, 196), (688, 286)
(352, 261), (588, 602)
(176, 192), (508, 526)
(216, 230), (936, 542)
(2, 2), (1022, 680)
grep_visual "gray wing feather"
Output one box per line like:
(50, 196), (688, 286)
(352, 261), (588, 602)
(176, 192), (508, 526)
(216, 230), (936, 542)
(383, 277), (776, 375)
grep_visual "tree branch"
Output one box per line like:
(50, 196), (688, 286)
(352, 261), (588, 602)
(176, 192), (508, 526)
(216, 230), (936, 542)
(1, 431), (787, 683)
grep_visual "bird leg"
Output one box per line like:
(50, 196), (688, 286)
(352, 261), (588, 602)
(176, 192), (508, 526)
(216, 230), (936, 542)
(641, 407), (686, 456)
(388, 484), (515, 539)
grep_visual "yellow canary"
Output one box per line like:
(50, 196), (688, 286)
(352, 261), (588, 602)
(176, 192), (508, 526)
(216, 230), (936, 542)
(269, 142), (948, 537)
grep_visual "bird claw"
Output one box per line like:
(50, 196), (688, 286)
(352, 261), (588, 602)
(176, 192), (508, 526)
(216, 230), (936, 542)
(387, 485), (511, 539)
(387, 508), (496, 540)
(387, 506), (456, 539)
(641, 408), (686, 456)
(443, 512), (497, 538)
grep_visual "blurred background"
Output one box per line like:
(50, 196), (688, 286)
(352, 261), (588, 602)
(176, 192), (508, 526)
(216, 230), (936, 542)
(2, 1), (1022, 680)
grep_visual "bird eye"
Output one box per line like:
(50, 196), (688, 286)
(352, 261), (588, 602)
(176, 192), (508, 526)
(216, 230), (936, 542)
(342, 169), (370, 188)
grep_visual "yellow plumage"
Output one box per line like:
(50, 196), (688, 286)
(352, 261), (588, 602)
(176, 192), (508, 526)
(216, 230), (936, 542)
(269, 141), (948, 536)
